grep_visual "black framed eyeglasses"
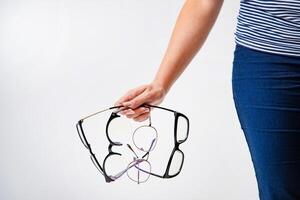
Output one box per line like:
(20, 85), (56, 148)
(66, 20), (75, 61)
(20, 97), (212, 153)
(76, 103), (190, 183)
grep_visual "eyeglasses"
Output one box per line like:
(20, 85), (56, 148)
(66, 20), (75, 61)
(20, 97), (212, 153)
(76, 103), (189, 183)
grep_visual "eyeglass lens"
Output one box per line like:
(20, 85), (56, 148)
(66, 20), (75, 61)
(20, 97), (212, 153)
(132, 125), (158, 152)
(168, 150), (184, 176)
(176, 115), (189, 143)
(126, 159), (151, 183)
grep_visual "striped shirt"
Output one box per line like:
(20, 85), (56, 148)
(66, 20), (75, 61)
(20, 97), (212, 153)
(234, 0), (300, 57)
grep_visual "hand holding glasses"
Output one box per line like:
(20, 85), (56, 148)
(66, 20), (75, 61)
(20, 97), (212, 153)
(76, 103), (189, 184)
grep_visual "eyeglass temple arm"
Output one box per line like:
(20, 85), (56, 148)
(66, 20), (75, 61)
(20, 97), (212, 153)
(109, 158), (144, 180)
(79, 105), (125, 121)
(80, 103), (182, 122)
(141, 138), (157, 159)
(127, 144), (139, 158)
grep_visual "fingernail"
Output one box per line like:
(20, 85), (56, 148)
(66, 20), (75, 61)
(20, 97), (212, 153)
(122, 101), (131, 107)
(127, 109), (134, 114)
(120, 111), (126, 115)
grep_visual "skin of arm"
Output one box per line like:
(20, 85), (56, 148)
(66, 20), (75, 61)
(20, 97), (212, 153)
(115, 0), (224, 121)
(153, 0), (224, 93)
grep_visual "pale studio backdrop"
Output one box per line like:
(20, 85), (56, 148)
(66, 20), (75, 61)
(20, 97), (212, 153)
(0, 0), (259, 199)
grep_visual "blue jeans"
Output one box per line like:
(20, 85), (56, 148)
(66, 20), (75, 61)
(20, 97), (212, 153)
(232, 43), (300, 200)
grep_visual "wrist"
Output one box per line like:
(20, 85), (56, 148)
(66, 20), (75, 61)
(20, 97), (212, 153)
(151, 78), (170, 95)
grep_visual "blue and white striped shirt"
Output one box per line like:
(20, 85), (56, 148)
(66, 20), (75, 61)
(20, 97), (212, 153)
(235, 0), (300, 57)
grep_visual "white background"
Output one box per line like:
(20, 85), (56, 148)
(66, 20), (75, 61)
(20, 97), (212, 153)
(0, 0), (259, 199)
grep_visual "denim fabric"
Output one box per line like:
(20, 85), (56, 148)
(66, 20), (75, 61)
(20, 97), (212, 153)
(232, 43), (300, 200)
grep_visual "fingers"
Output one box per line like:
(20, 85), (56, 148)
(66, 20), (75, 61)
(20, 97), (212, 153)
(121, 106), (150, 119)
(132, 111), (150, 122)
(122, 91), (150, 109)
(114, 82), (166, 121)
(114, 84), (147, 106)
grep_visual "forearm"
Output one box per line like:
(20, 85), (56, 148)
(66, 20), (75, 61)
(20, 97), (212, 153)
(152, 0), (224, 93)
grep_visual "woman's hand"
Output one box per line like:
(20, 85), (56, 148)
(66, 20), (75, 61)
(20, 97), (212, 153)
(114, 81), (167, 122)
(114, 0), (224, 122)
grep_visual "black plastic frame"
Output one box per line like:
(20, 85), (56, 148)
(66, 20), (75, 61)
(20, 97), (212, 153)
(76, 103), (190, 182)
